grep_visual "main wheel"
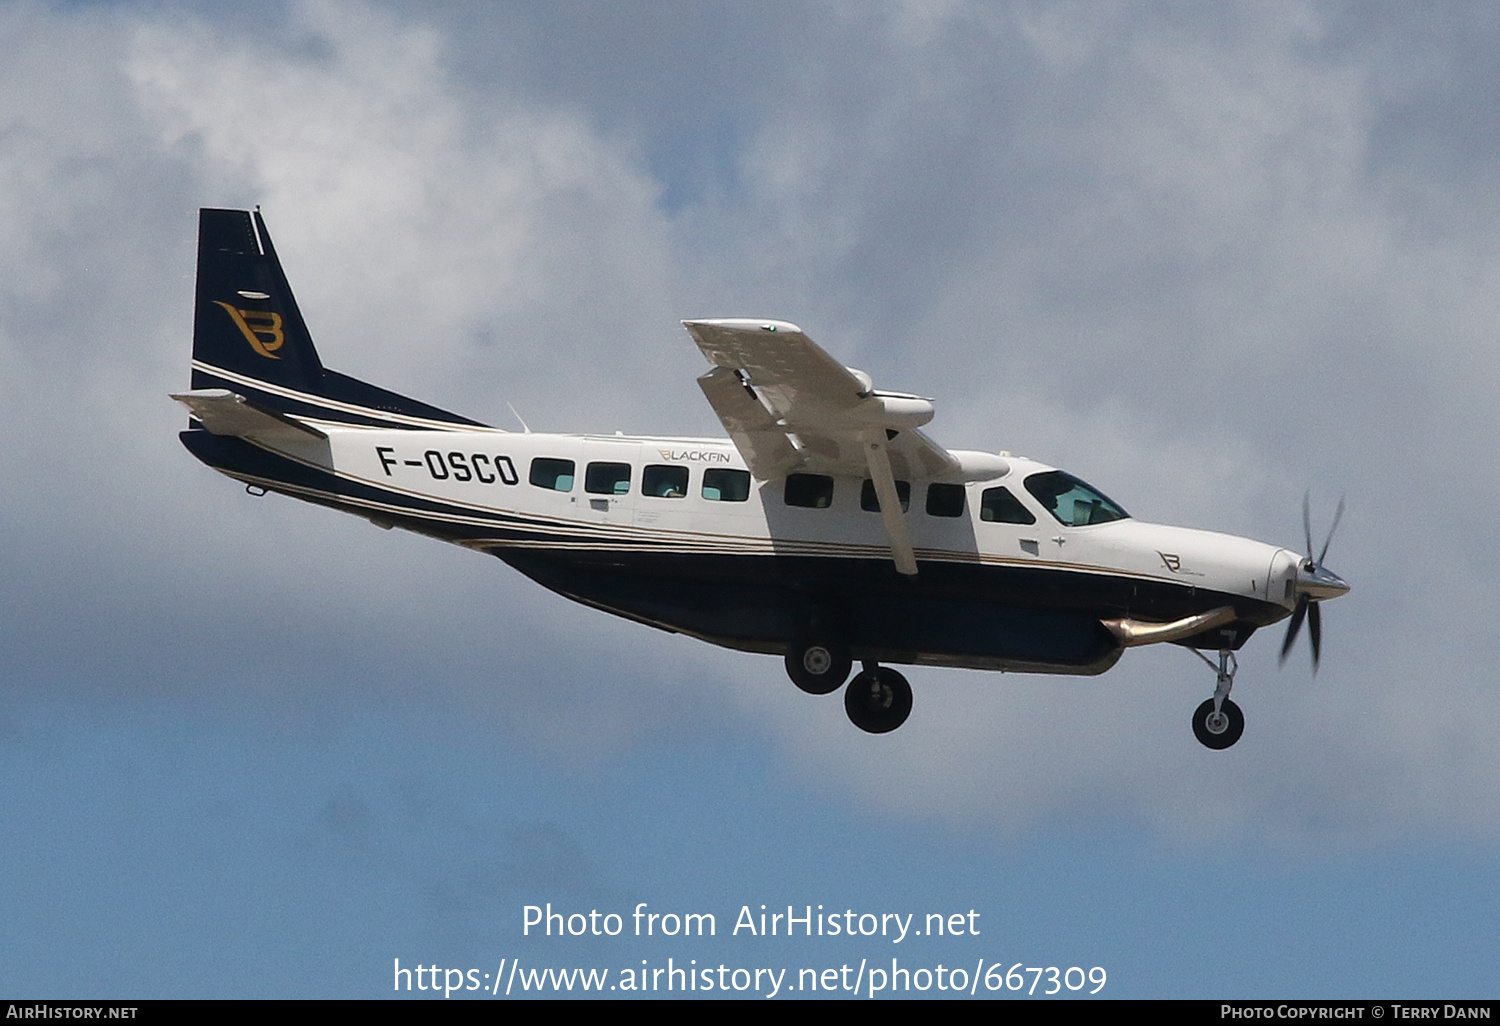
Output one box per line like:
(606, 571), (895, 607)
(784, 636), (852, 695)
(844, 667), (913, 734)
(1192, 698), (1244, 750)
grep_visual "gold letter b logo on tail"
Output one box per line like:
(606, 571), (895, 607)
(215, 301), (285, 359)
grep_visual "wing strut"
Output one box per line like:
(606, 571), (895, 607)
(863, 431), (918, 576)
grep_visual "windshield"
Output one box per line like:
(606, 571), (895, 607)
(1024, 471), (1129, 527)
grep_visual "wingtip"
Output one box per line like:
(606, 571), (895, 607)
(682, 317), (804, 335)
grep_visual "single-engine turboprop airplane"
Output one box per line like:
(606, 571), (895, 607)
(175, 208), (1350, 745)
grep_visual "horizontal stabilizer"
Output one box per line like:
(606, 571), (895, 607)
(171, 389), (327, 443)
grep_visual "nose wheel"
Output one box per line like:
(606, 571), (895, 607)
(1192, 696), (1244, 749)
(1190, 648), (1244, 750)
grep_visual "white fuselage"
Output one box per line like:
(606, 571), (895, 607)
(256, 421), (1300, 618)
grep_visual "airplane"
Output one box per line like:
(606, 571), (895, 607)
(174, 208), (1350, 746)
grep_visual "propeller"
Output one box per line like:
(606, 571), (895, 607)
(1279, 494), (1349, 673)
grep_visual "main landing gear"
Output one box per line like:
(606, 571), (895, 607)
(1190, 648), (1244, 750)
(784, 638), (912, 734)
(844, 663), (913, 734)
(784, 634), (851, 695)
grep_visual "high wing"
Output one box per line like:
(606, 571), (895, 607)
(684, 318), (963, 575)
(686, 319), (957, 481)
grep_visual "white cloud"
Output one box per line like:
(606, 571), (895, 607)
(126, 0), (695, 430)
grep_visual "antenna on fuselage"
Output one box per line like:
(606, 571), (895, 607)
(506, 402), (531, 433)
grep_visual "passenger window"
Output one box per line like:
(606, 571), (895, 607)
(926, 483), (965, 518)
(784, 473), (834, 509)
(702, 468), (751, 502)
(529, 457), (575, 492)
(585, 462), (632, 495)
(860, 479), (911, 513)
(642, 464), (689, 498)
(980, 486), (1036, 524)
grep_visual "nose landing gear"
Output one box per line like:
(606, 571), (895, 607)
(1190, 648), (1244, 749)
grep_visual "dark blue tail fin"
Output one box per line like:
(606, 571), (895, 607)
(190, 208), (485, 429)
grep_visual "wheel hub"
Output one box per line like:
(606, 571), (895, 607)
(843, 667), (913, 734)
(860, 679), (894, 711)
(803, 646), (833, 675)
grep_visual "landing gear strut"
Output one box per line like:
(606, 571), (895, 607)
(1190, 648), (1244, 750)
(844, 663), (912, 734)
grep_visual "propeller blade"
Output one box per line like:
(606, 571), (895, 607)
(1317, 496), (1346, 567)
(1286, 495), (1343, 673)
(1308, 599), (1322, 673)
(1280, 596), (1308, 665)
(1302, 492), (1313, 562)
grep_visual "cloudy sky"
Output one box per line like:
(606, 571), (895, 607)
(3, 0), (1498, 998)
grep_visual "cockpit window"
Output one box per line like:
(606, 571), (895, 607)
(1023, 471), (1129, 527)
(926, 483), (965, 518)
